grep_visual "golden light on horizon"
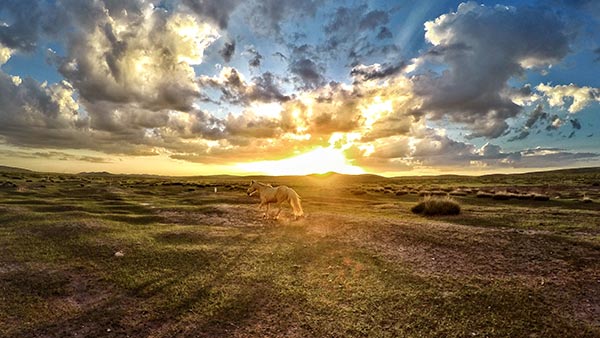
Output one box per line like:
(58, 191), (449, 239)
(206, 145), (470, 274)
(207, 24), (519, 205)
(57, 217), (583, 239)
(237, 147), (365, 176)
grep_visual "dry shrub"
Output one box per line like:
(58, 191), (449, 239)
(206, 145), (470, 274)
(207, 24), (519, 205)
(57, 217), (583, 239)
(351, 189), (367, 195)
(476, 191), (493, 198)
(532, 193), (550, 201)
(411, 196), (461, 216)
(449, 190), (467, 196)
(582, 196), (593, 203)
(395, 190), (408, 196)
(492, 191), (512, 200)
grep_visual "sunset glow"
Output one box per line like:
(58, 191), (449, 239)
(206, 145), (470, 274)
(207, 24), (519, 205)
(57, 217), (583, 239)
(238, 147), (365, 176)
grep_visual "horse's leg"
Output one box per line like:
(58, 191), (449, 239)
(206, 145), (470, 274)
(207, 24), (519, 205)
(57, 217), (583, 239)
(264, 203), (270, 218)
(274, 201), (283, 219)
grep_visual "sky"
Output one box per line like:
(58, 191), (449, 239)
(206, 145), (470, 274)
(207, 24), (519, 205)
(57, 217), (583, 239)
(0, 0), (599, 176)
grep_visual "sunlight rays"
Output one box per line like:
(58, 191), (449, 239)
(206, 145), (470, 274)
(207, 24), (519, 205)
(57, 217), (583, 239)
(237, 147), (364, 176)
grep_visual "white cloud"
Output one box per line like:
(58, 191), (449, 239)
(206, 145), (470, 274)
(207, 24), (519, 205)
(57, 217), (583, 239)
(536, 83), (600, 113)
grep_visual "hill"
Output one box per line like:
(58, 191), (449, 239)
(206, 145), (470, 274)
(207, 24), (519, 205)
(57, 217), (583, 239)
(0, 165), (33, 173)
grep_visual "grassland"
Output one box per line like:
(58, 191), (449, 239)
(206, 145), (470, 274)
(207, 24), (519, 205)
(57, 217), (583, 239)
(1, 168), (599, 337)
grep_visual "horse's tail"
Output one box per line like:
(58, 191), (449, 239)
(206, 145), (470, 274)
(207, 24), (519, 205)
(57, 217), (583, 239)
(289, 189), (304, 217)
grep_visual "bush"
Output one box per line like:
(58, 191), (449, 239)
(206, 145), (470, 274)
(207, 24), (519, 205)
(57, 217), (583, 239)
(532, 193), (550, 201)
(476, 191), (493, 198)
(449, 190), (467, 196)
(411, 196), (461, 216)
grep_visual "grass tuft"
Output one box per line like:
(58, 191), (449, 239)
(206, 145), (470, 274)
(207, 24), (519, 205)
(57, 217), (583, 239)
(411, 196), (461, 216)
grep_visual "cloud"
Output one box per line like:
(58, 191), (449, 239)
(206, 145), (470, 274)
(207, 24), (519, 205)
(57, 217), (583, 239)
(508, 130), (530, 142)
(0, 149), (112, 163)
(289, 58), (325, 90)
(0, 0), (49, 52)
(245, 0), (323, 38)
(412, 2), (571, 138)
(536, 83), (600, 113)
(219, 40), (235, 62)
(350, 62), (406, 82)
(376, 27), (393, 40)
(181, 0), (244, 29)
(524, 104), (547, 128)
(246, 47), (262, 68)
(0, 72), (86, 148)
(199, 67), (290, 105)
(321, 4), (399, 65)
(0, 46), (13, 65)
(53, 7), (218, 112)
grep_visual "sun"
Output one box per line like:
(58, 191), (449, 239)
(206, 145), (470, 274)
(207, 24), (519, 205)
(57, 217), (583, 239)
(238, 147), (365, 176)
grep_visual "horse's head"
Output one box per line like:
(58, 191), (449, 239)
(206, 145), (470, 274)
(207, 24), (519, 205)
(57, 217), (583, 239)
(247, 180), (258, 196)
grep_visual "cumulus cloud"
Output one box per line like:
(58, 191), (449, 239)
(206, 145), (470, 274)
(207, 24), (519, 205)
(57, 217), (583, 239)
(412, 2), (571, 138)
(0, 0), (597, 173)
(536, 83), (600, 113)
(53, 6), (218, 112)
(0, 72), (86, 148)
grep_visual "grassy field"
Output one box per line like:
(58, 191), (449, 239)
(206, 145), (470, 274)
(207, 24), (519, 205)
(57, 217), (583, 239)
(1, 168), (599, 337)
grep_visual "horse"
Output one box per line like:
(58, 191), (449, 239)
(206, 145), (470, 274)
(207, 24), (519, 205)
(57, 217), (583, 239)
(246, 180), (304, 220)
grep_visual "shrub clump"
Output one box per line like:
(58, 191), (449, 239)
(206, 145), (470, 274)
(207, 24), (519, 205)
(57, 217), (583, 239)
(532, 193), (550, 201)
(411, 196), (461, 216)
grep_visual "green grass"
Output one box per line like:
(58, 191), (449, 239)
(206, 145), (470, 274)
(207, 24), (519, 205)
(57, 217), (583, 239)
(0, 171), (599, 337)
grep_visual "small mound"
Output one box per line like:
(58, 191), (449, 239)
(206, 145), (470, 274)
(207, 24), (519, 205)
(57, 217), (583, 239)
(411, 196), (461, 216)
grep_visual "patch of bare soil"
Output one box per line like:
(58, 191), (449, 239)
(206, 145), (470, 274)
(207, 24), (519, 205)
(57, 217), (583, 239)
(356, 218), (600, 327)
(156, 203), (288, 227)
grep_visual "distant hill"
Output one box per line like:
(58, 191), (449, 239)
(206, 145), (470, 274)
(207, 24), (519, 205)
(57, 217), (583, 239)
(0, 165), (33, 173)
(77, 171), (114, 176)
(2, 165), (599, 180)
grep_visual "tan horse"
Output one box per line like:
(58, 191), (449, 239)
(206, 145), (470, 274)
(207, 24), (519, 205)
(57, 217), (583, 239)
(247, 180), (304, 219)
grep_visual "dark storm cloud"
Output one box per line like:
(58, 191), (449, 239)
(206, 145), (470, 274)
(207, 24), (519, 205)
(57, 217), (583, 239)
(219, 40), (236, 62)
(181, 0), (243, 29)
(413, 2), (571, 138)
